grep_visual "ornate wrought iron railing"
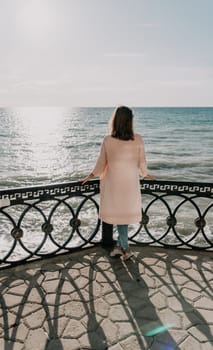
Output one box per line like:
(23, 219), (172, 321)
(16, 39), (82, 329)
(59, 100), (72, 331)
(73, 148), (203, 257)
(0, 180), (212, 268)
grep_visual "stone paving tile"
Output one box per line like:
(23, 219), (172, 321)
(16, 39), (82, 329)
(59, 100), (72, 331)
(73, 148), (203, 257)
(0, 246), (212, 349)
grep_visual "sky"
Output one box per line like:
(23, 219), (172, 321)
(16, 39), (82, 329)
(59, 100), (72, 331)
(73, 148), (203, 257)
(0, 0), (213, 107)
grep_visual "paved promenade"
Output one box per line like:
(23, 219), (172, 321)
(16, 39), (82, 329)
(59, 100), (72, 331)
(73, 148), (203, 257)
(0, 246), (212, 350)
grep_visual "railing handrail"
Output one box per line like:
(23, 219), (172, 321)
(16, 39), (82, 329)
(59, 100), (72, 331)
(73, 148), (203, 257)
(0, 179), (212, 206)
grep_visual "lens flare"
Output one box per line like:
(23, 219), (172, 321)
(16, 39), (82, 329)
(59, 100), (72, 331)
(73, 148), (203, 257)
(142, 322), (174, 336)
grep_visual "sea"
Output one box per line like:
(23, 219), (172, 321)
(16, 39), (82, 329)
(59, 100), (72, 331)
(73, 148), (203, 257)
(0, 107), (212, 258)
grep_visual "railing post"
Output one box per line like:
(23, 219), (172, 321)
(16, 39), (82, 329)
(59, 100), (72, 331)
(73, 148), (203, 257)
(101, 221), (114, 247)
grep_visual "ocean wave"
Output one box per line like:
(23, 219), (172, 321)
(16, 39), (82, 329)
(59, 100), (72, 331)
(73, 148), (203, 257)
(149, 160), (211, 170)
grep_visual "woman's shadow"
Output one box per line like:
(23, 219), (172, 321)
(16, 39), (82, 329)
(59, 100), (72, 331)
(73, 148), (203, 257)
(108, 249), (181, 350)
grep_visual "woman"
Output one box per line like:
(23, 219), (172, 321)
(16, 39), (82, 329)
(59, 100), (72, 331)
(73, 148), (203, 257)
(82, 106), (154, 260)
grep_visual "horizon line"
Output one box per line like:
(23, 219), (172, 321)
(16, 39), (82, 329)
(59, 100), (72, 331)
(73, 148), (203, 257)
(1, 105), (213, 109)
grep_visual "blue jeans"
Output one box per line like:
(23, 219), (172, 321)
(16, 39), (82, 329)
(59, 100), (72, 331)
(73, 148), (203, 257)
(117, 224), (129, 251)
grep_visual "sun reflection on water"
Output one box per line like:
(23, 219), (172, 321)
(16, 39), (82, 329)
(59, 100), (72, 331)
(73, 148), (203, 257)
(14, 107), (65, 141)
(10, 107), (72, 183)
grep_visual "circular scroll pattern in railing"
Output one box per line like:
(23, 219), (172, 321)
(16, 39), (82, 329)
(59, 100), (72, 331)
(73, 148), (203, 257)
(0, 207), (24, 263)
(74, 195), (101, 246)
(171, 195), (212, 249)
(129, 194), (174, 246)
(41, 198), (77, 253)
(129, 193), (213, 249)
(0, 195), (100, 265)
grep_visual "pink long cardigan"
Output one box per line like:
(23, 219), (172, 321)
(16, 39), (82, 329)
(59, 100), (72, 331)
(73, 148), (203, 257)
(92, 134), (148, 225)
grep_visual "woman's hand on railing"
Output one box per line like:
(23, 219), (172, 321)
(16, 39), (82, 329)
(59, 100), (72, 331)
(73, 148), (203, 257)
(144, 174), (156, 180)
(80, 173), (95, 185)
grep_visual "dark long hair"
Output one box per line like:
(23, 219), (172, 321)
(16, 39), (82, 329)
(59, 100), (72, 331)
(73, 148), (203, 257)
(109, 106), (134, 140)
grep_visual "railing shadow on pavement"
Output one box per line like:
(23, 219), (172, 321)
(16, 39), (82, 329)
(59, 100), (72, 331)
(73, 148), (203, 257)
(0, 254), (109, 350)
(165, 252), (213, 344)
(1, 246), (212, 349)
